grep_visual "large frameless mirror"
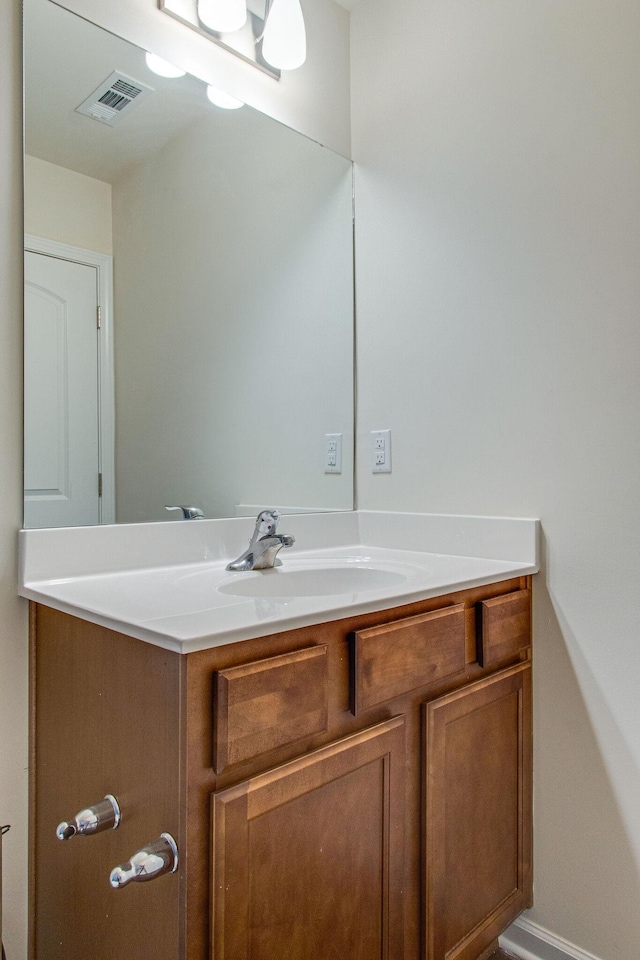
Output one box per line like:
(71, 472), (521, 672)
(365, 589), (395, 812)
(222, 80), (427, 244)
(23, 0), (354, 528)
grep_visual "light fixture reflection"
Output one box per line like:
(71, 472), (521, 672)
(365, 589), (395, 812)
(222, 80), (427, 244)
(206, 84), (244, 110)
(198, 0), (247, 33)
(261, 0), (306, 70)
(144, 52), (187, 78)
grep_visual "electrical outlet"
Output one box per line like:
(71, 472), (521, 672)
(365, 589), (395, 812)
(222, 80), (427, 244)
(371, 429), (391, 473)
(324, 433), (342, 474)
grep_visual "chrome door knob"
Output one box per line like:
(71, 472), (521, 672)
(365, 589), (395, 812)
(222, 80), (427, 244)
(109, 833), (178, 888)
(56, 794), (121, 840)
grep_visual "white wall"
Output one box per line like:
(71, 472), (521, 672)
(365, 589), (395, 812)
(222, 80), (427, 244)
(24, 156), (113, 255)
(0, 0), (29, 956)
(54, 0), (351, 157)
(351, 1), (640, 958)
(112, 109), (353, 521)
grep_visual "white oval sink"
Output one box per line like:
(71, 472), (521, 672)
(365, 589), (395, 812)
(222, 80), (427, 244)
(217, 565), (407, 598)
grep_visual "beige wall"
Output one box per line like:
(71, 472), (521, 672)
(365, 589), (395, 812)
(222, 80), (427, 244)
(24, 155), (113, 254)
(0, 0), (29, 957)
(351, 1), (640, 958)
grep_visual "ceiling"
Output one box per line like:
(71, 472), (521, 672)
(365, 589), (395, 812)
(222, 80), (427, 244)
(24, 0), (258, 183)
(24, 0), (364, 185)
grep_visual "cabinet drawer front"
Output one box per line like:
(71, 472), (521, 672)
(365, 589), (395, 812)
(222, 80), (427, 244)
(214, 645), (328, 773)
(477, 589), (531, 668)
(351, 604), (466, 715)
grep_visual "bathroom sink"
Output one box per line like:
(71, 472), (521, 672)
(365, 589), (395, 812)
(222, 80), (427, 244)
(217, 565), (408, 598)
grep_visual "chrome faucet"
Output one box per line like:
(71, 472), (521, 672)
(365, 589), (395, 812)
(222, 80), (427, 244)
(226, 509), (295, 571)
(165, 505), (205, 520)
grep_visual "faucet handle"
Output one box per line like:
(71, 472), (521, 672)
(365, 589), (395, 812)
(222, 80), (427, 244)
(109, 833), (178, 888)
(56, 794), (121, 840)
(254, 509), (281, 538)
(165, 505), (204, 520)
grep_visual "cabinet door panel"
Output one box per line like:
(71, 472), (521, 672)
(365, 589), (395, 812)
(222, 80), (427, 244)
(211, 716), (405, 960)
(423, 662), (532, 960)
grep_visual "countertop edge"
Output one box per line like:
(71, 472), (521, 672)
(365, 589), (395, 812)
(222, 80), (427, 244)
(23, 560), (538, 655)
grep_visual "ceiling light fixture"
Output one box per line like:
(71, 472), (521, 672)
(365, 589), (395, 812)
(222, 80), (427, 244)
(160, 0), (307, 77)
(144, 52), (187, 78)
(197, 0), (248, 33)
(206, 84), (245, 109)
(261, 0), (306, 71)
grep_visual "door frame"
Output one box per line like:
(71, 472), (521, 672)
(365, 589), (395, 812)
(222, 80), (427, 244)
(25, 235), (115, 524)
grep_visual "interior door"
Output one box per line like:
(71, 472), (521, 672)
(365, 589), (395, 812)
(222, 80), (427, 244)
(24, 250), (101, 528)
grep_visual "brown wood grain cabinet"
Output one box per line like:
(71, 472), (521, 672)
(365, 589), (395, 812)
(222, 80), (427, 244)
(30, 576), (532, 960)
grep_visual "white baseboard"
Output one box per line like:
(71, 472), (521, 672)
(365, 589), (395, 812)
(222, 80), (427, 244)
(499, 916), (604, 960)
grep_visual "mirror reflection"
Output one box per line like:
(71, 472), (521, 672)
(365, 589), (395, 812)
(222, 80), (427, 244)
(23, 0), (354, 528)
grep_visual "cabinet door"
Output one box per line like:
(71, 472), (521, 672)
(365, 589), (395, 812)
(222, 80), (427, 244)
(423, 662), (532, 960)
(211, 716), (405, 960)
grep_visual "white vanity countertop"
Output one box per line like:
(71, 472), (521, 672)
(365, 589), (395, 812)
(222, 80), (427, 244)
(19, 511), (539, 654)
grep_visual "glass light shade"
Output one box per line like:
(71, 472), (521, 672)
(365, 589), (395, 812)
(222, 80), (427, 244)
(206, 84), (244, 109)
(261, 0), (306, 70)
(144, 53), (187, 78)
(198, 0), (247, 33)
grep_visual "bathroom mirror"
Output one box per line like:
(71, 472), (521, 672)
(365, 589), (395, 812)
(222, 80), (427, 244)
(23, 0), (354, 528)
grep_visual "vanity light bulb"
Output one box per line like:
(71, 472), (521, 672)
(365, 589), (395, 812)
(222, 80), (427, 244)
(198, 0), (247, 33)
(144, 53), (187, 78)
(206, 84), (244, 110)
(261, 0), (306, 71)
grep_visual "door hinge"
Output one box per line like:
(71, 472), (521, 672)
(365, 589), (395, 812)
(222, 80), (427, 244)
(97, 306), (102, 329)
(98, 473), (103, 497)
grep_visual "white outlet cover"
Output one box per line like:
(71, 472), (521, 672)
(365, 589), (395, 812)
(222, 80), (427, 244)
(325, 433), (343, 474)
(371, 429), (391, 473)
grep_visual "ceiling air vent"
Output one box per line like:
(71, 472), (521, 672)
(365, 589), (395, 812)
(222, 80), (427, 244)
(76, 71), (154, 126)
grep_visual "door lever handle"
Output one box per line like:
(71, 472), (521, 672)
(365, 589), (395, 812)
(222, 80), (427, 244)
(109, 833), (178, 888)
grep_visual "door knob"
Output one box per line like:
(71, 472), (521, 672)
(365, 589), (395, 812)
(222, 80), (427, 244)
(56, 794), (121, 840)
(109, 833), (178, 888)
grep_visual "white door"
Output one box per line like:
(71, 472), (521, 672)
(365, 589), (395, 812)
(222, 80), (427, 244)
(24, 250), (101, 528)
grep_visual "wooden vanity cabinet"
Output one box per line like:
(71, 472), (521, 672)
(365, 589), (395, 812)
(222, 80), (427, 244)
(31, 576), (532, 960)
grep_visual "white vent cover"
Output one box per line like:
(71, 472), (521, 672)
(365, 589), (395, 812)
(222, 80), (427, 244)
(76, 71), (154, 126)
